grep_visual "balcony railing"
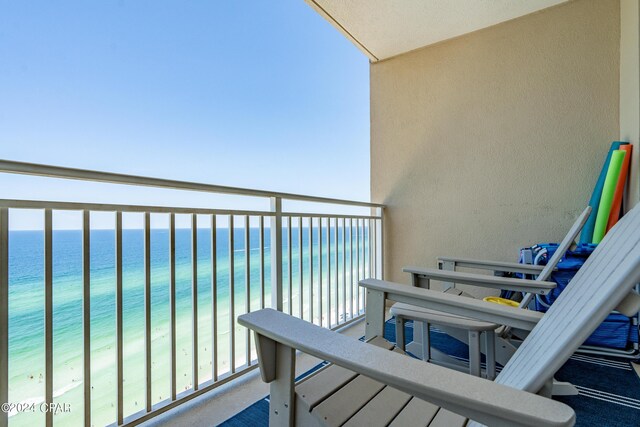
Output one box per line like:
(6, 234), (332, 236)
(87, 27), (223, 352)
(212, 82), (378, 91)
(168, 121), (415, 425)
(0, 160), (384, 427)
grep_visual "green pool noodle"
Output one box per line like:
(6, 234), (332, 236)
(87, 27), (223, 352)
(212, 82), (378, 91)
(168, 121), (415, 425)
(592, 150), (626, 243)
(580, 141), (626, 243)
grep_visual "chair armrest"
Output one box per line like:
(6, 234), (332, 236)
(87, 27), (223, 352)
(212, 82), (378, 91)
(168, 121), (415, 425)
(437, 257), (552, 275)
(361, 278), (543, 330)
(238, 309), (575, 427)
(402, 266), (556, 295)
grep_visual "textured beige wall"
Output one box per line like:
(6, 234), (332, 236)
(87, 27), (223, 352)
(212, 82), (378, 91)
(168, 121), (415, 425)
(371, 0), (620, 292)
(620, 0), (640, 208)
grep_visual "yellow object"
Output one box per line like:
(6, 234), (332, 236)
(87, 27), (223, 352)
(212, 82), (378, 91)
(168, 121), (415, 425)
(483, 296), (520, 307)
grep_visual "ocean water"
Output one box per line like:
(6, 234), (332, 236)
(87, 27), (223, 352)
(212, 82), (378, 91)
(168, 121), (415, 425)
(6, 223), (369, 426)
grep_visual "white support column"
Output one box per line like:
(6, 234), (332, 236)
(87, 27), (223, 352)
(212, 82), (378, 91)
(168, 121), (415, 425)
(374, 207), (383, 280)
(271, 197), (284, 311)
(621, 0), (640, 209)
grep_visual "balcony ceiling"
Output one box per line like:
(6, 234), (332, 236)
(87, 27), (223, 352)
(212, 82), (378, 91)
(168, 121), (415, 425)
(305, 0), (569, 61)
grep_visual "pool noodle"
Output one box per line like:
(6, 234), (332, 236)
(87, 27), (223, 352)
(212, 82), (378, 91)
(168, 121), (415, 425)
(592, 150), (626, 243)
(579, 141), (626, 244)
(606, 144), (633, 232)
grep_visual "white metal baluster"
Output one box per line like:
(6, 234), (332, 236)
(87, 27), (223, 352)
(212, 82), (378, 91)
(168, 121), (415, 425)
(44, 209), (53, 427)
(298, 217), (303, 319)
(332, 218), (337, 326)
(115, 211), (124, 424)
(82, 211), (92, 425)
(288, 217), (292, 315)
(259, 216), (264, 309)
(356, 218), (360, 316)
(309, 218), (314, 324)
(334, 218), (339, 325)
(229, 215), (235, 373)
(319, 218), (323, 327)
(270, 198), (283, 312)
(369, 219), (373, 279)
(371, 219), (375, 279)
(377, 218), (380, 279)
(364, 219), (367, 280)
(169, 213), (177, 401)
(0, 208), (8, 427)
(244, 215), (250, 367)
(327, 217), (331, 327)
(360, 218), (367, 312)
(348, 218), (353, 319)
(341, 218), (346, 324)
(361, 219), (365, 311)
(369, 219), (378, 278)
(191, 214), (198, 390)
(378, 216), (384, 280)
(211, 215), (218, 382)
(144, 213), (151, 412)
(363, 219), (367, 281)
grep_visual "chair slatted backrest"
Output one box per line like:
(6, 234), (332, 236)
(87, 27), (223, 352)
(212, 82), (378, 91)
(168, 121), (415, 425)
(536, 206), (592, 282)
(512, 207), (592, 312)
(496, 203), (640, 393)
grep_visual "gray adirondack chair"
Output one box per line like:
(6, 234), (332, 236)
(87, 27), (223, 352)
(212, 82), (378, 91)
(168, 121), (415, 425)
(238, 203), (640, 427)
(392, 206), (591, 377)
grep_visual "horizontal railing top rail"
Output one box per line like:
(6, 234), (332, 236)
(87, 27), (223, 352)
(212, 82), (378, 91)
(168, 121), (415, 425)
(0, 199), (382, 220)
(0, 159), (385, 210)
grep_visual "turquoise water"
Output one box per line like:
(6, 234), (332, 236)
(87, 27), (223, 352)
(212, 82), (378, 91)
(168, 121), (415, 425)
(7, 223), (369, 426)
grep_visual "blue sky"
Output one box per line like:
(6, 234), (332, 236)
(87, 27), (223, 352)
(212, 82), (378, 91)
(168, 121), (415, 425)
(0, 1), (370, 229)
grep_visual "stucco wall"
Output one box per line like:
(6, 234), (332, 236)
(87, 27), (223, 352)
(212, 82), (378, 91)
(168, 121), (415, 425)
(371, 0), (621, 292)
(620, 0), (640, 208)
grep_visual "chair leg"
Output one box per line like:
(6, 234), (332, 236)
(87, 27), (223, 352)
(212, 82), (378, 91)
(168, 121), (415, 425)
(468, 331), (481, 377)
(551, 380), (579, 396)
(485, 331), (496, 380)
(422, 322), (432, 362)
(268, 342), (295, 427)
(395, 316), (405, 351)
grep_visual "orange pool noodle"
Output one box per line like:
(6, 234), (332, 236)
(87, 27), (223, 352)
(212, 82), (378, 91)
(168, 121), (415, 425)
(606, 144), (633, 232)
